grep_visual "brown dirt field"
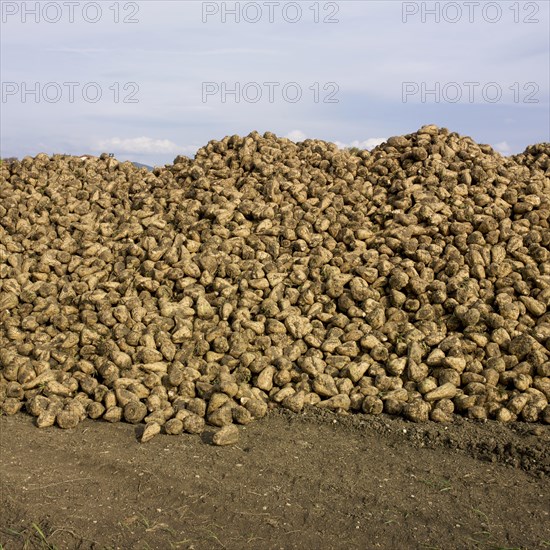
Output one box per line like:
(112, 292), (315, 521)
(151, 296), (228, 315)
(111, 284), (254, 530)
(1, 409), (549, 550)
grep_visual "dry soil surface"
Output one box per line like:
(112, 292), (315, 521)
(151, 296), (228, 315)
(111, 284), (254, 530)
(1, 410), (549, 550)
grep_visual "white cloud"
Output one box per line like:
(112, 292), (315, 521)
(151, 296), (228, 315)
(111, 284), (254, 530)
(95, 137), (198, 156)
(285, 130), (307, 142)
(194, 48), (280, 56)
(50, 47), (280, 57)
(493, 141), (511, 155)
(46, 48), (107, 54)
(334, 138), (387, 151)
(285, 132), (386, 150)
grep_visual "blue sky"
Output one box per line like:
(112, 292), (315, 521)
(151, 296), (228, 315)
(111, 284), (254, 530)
(1, 0), (549, 166)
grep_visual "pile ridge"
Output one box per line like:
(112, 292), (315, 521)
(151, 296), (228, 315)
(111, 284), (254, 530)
(1, 125), (549, 442)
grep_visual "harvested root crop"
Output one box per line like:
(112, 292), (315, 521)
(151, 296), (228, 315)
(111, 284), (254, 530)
(1, 127), (549, 444)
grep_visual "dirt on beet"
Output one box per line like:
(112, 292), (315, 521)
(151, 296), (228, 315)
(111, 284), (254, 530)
(1, 409), (549, 550)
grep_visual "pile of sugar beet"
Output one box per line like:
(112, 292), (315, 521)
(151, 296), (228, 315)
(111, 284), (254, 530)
(1, 125), (549, 445)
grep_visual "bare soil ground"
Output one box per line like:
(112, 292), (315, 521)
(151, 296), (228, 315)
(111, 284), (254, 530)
(1, 410), (549, 550)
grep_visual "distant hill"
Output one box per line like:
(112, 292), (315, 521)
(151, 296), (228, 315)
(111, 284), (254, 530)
(131, 162), (154, 171)
(2, 155), (155, 171)
(0, 157), (18, 165)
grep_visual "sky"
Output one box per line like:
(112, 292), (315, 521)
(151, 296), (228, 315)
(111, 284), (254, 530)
(1, 0), (549, 166)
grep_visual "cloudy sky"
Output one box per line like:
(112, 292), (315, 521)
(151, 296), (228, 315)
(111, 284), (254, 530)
(1, 0), (548, 166)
